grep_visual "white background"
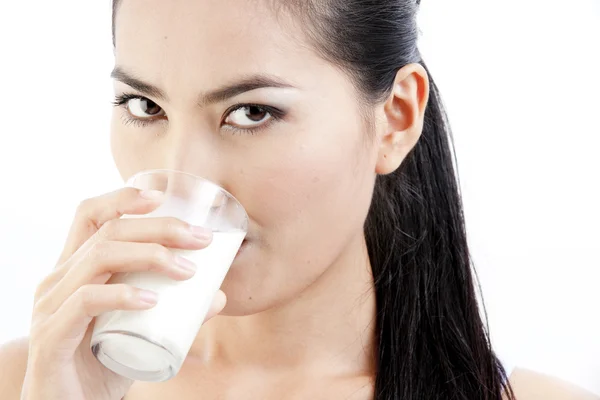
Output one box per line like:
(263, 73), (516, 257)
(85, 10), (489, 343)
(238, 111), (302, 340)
(0, 0), (599, 395)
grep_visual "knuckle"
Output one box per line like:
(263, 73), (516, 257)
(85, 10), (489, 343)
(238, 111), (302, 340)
(121, 186), (140, 200)
(116, 285), (135, 308)
(88, 240), (112, 264)
(75, 197), (96, 216)
(33, 278), (53, 302)
(164, 217), (185, 235)
(32, 273), (60, 308)
(149, 244), (172, 269)
(75, 285), (97, 310)
(32, 286), (44, 303)
(98, 218), (119, 239)
(32, 296), (49, 317)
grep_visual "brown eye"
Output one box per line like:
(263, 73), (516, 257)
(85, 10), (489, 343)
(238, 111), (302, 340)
(127, 97), (165, 118)
(224, 105), (271, 128)
(245, 106), (268, 122)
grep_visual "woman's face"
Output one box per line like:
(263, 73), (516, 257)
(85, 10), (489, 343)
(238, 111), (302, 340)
(111, 0), (381, 315)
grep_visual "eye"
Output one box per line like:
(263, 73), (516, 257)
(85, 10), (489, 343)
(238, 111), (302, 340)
(224, 105), (272, 129)
(125, 96), (165, 119)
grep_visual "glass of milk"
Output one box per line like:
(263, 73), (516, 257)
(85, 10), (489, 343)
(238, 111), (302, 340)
(90, 169), (248, 382)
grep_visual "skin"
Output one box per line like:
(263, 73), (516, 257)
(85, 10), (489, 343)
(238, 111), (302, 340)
(0, 0), (598, 399)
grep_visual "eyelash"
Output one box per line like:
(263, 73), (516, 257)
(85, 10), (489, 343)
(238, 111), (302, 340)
(112, 93), (285, 134)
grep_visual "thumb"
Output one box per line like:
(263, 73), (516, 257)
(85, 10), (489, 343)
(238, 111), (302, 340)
(203, 290), (227, 323)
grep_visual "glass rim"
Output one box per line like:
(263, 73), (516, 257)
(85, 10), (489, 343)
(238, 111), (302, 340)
(126, 169), (248, 224)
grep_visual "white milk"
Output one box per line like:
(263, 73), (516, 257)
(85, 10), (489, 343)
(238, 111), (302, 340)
(93, 231), (244, 350)
(91, 196), (246, 379)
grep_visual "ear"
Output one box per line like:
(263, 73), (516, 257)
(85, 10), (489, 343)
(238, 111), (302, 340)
(375, 63), (429, 175)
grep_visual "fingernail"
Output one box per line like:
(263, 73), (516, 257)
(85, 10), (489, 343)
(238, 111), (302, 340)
(175, 255), (197, 274)
(137, 289), (159, 306)
(140, 190), (164, 200)
(190, 225), (212, 240)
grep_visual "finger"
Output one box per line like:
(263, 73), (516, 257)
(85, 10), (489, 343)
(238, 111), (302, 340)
(44, 217), (212, 296)
(38, 241), (198, 315)
(57, 187), (165, 265)
(203, 290), (227, 323)
(31, 284), (158, 358)
(91, 216), (212, 250)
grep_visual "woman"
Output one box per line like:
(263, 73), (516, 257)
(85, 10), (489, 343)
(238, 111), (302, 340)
(0, 0), (597, 399)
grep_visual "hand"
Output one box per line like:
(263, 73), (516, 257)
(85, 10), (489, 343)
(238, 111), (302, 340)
(21, 188), (226, 400)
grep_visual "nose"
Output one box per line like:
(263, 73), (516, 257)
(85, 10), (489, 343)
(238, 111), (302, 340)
(163, 124), (224, 185)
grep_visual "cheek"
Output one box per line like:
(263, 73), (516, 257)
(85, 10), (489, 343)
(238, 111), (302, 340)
(241, 122), (376, 263)
(222, 126), (375, 314)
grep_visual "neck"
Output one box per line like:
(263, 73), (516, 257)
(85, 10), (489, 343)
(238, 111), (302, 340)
(191, 233), (376, 377)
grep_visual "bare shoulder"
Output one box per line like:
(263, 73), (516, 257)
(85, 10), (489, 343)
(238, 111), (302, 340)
(0, 337), (30, 399)
(507, 368), (599, 400)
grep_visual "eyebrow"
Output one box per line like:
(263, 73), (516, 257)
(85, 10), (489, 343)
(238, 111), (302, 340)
(111, 67), (166, 100)
(110, 66), (295, 106)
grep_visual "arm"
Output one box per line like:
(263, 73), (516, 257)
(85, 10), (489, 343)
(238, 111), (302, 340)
(508, 368), (600, 400)
(0, 337), (29, 400)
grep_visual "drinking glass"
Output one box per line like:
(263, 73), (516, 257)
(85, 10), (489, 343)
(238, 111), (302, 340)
(91, 169), (248, 382)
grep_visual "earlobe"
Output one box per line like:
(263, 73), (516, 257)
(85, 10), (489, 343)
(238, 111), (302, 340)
(375, 63), (429, 175)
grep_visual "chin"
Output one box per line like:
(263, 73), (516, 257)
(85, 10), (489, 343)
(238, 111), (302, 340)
(218, 239), (272, 316)
(218, 239), (321, 317)
(218, 281), (276, 316)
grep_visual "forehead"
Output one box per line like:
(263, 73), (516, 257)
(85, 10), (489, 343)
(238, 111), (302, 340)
(114, 0), (320, 92)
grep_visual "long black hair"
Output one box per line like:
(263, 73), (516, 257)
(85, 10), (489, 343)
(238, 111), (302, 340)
(112, 1), (515, 399)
